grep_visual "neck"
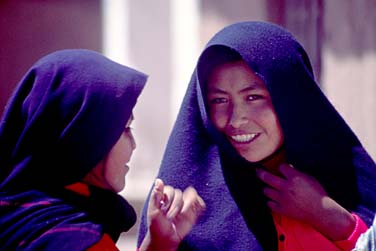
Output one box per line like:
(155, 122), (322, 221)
(260, 147), (287, 176)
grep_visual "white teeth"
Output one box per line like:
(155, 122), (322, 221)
(230, 134), (257, 143)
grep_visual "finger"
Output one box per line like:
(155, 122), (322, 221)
(263, 187), (281, 202)
(161, 185), (176, 212)
(172, 187), (206, 239)
(149, 178), (165, 211)
(267, 200), (281, 212)
(184, 187), (206, 212)
(278, 163), (297, 178)
(166, 188), (183, 219)
(180, 187), (206, 222)
(256, 168), (285, 190)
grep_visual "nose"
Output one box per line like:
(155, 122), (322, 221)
(229, 103), (249, 128)
(129, 131), (136, 150)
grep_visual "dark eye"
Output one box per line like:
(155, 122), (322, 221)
(209, 97), (228, 104)
(247, 95), (263, 101)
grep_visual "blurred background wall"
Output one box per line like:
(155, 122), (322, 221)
(0, 0), (375, 249)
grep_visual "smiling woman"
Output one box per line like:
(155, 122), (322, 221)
(206, 60), (284, 164)
(138, 21), (376, 251)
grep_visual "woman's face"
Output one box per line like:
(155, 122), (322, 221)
(83, 115), (136, 193)
(206, 60), (284, 163)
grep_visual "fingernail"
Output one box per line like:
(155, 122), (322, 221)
(160, 194), (169, 213)
(279, 163), (290, 169)
(159, 199), (168, 213)
(155, 178), (162, 186)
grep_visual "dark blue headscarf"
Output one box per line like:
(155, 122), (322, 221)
(0, 49), (147, 250)
(138, 21), (376, 250)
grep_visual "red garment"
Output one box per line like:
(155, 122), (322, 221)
(87, 234), (119, 251)
(65, 183), (120, 251)
(273, 212), (367, 251)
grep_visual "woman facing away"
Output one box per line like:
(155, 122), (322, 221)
(0, 49), (205, 251)
(137, 21), (376, 250)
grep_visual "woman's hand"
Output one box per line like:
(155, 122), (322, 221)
(140, 179), (206, 251)
(257, 163), (355, 241)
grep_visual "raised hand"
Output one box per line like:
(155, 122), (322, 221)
(256, 163), (327, 222)
(256, 163), (355, 241)
(140, 179), (206, 251)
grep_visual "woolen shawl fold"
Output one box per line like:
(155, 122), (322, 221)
(0, 49), (147, 250)
(137, 21), (376, 250)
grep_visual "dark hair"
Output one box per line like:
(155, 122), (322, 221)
(198, 45), (243, 94)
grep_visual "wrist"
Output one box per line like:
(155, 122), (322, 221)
(311, 197), (355, 241)
(139, 231), (179, 251)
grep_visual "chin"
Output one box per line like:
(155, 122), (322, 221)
(244, 156), (262, 163)
(113, 183), (126, 193)
(238, 151), (263, 163)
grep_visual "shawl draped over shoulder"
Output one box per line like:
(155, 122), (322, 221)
(137, 21), (376, 250)
(0, 49), (147, 250)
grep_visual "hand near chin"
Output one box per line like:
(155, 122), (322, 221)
(256, 164), (355, 241)
(256, 163), (327, 222)
(139, 179), (206, 251)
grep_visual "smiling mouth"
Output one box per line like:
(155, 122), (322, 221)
(230, 133), (259, 143)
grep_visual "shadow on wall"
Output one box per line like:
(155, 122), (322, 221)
(324, 0), (376, 58)
(0, 0), (102, 115)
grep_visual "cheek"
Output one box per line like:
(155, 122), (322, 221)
(103, 154), (122, 181)
(103, 153), (127, 192)
(262, 106), (284, 143)
(209, 107), (228, 130)
(273, 119), (284, 145)
(103, 138), (130, 178)
(108, 137), (132, 166)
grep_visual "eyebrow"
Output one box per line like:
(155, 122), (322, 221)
(207, 83), (262, 94)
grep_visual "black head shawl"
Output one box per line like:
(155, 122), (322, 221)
(0, 49), (147, 250)
(137, 21), (376, 251)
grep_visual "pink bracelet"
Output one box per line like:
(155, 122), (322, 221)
(335, 213), (368, 250)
